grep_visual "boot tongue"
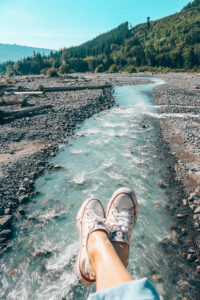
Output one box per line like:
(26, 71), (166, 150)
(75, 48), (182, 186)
(110, 230), (128, 243)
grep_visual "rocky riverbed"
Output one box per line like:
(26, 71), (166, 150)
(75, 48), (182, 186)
(152, 72), (200, 298)
(0, 72), (199, 299)
(0, 74), (148, 250)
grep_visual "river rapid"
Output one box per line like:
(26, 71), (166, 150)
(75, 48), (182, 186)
(1, 78), (178, 299)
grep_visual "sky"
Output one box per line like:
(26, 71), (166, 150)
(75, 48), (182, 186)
(0, 0), (191, 50)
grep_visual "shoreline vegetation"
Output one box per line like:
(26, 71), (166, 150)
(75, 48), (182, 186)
(0, 0), (200, 76)
(0, 72), (200, 298)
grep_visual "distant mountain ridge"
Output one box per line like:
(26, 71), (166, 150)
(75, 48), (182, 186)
(0, 43), (54, 63)
(0, 0), (199, 75)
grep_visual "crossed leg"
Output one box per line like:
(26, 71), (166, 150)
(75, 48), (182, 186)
(87, 230), (133, 292)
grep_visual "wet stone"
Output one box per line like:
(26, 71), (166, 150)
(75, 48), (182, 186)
(0, 229), (12, 238)
(188, 247), (196, 254)
(4, 208), (11, 214)
(196, 266), (200, 275)
(178, 280), (190, 292)
(0, 215), (12, 230)
(194, 207), (200, 214)
(187, 253), (196, 262)
(18, 194), (29, 203)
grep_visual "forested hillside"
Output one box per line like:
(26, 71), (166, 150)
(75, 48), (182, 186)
(1, 0), (199, 75)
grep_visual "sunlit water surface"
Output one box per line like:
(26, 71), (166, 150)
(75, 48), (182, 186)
(1, 78), (177, 299)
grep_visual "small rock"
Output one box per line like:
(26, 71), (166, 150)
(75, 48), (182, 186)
(52, 164), (65, 170)
(189, 192), (196, 200)
(4, 208), (11, 214)
(159, 181), (168, 188)
(188, 247), (196, 254)
(18, 185), (26, 192)
(194, 207), (200, 214)
(0, 229), (12, 238)
(178, 280), (190, 291)
(172, 230), (178, 239)
(187, 253), (196, 262)
(182, 199), (187, 206)
(18, 194), (29, 203)
(152, 274), (163, 281)
(176, 214), (184, 218)
(0, 237), (6, 243)
(0, 215), (12, 230)
(196, 265), (200, 275)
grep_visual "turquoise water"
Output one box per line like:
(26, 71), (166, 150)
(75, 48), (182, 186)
(1, 78), (175, 299)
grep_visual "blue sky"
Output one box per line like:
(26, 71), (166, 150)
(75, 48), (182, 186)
(0, 0), (191, 50)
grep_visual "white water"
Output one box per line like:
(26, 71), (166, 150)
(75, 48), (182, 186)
(1, 78), (178, 299)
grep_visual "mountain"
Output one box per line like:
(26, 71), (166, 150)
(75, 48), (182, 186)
(0, 0), (199, 75)
(0, 43), (54, 63)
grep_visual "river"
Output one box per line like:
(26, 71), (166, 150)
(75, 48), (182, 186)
(1, 78), (177, 299)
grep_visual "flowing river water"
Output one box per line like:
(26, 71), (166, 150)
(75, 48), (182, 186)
(1, 78), (179, 299)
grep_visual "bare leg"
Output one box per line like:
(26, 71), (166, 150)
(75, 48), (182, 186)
(87, 230), (133, 292)
(112, 242), (129, 268)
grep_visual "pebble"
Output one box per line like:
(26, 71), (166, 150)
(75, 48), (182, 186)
(178, 280), (190, 291)
(18, 194), (29, 203)
(196, 265), (200, 275)
(194, 207), (200, 214)
(0, 215), (12, 230)
(152, 274), (163, 281)
(182, 199), (187, 206)
(4, 208), (11, 214)
(52, 164), (65, 170)
(188, 247), (196, 254)
(187, 253), (196, 262)
(0, 229), (12, 238)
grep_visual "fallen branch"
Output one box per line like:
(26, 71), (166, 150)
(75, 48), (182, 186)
(40, 84), (112, 92)
(13, 91), (44, 96)
(0, 104), (52, 119)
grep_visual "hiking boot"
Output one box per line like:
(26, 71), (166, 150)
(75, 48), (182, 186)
(106, 187), (138, 244)
(76, 198), (107, 285)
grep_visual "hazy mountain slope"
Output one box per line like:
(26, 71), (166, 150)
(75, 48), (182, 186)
(0, 43), (54, 63)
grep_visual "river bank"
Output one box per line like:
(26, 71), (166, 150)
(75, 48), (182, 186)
(0, 72), (199, 299)
(152, 72), (200, 298)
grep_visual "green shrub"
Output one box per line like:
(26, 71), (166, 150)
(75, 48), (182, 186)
(124, 65), (137, 73)
(59, 64), (70, 74)
(94, 64), (104, 73)
(40, 68), (47, 75)
(46, 67), (59, 77)
(108, 64), (118, 73)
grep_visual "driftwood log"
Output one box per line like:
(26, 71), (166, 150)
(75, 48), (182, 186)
(0, 104), (52, 119)
(13, 91), (44, 96)
(2, 84), (112, 95)
(41, 84), (112, 92)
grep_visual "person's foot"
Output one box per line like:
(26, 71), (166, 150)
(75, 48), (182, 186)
(106, 187), (138, 265)
(76, 198), (108, 285)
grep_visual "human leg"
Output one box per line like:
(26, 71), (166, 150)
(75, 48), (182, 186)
(87, 230), (133, 291)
